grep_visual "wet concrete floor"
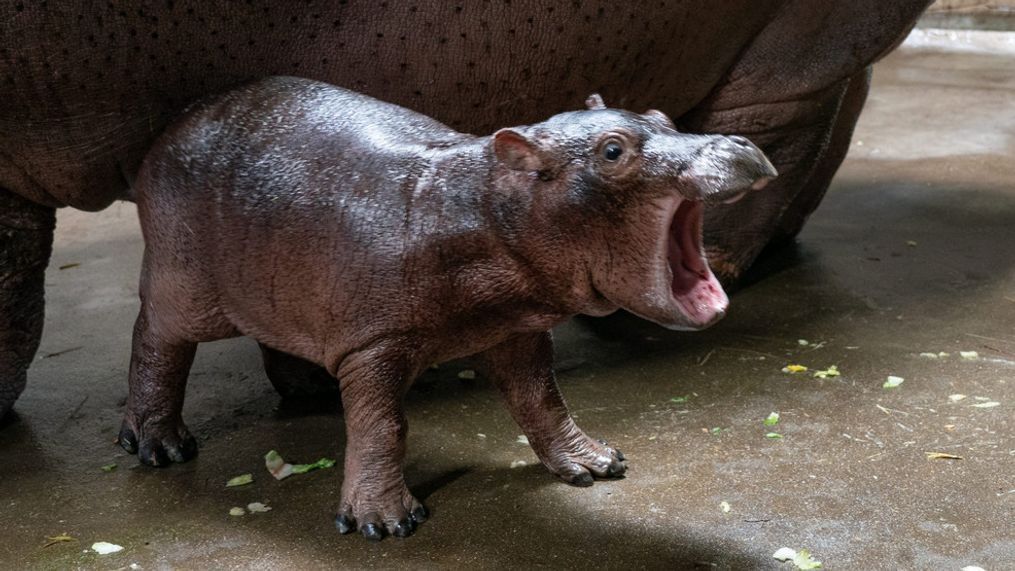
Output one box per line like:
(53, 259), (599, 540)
(1, 32), (1013, 570)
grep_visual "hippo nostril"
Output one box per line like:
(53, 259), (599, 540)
(729, 135), (751, 148)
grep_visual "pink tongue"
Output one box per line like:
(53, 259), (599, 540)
(675, 271), (727, 323)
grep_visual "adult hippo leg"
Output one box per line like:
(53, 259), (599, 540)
(686, 77), (858, 282)
(479, 332), (626, 486)
(678, 1), (929, 283)
(771, 67), (872, 245)
(259, 343), (339, 399)
(0, 189), (55, 421)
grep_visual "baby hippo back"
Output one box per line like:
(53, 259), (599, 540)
(134, 77), (473, 359)
(141, 76), (467, 211)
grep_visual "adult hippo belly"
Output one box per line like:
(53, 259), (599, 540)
(0, 1), (931, 417)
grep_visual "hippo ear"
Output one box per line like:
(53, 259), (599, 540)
(585, 93), (606, 110)
(644, 109), (675, 130)
(493, 129), (545, 172)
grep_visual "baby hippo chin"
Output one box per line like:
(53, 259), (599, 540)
(121, 78), (776, 540)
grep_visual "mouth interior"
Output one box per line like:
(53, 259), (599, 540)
(665, 200), (727, 323)
(668, 201), (708, 294)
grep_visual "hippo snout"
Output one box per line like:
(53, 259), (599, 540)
(678, 135), (777, 205)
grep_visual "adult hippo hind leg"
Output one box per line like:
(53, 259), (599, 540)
(0, 189), (55, 422)
(771, 67), (873, 246)
(259, 343), (340, 400)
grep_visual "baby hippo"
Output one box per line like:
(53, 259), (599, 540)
(120, 77), (776, 540)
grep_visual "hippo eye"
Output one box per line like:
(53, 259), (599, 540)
(602, 141), (624, 161)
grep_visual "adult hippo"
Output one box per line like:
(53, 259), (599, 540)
(0, 1), (931, 419)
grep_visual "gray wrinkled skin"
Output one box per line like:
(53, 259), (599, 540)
(119, 78), (774, 540)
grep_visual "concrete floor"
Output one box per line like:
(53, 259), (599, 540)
(1, 31), (1013, 570)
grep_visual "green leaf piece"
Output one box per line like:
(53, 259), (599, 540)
(883, 376), (904, 389)
(265, 449), (293, 480)
(793, 549), (822, 569)
(226, 473), (254, 487)
(100, 463), (117, 472)
(813, 365), (840, 379)
(765, 432), (783, 439)
(291, 458), (337, 474)
(764, 412), (780, 426)
(773, 547), (822, 569)
(670, 395), (690, 404)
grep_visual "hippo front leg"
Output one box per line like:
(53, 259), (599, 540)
(0, 189), (55, 422)
(480, 332), (626, 486)
(333, 347), (427, 541)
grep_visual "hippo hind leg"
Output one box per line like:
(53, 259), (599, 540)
(117, 303), (200, 466)
(259, 343), (340, 399)
(0, 188), (55, 422)
(117, 244), (218, 466)
(771, 67), (872, 245)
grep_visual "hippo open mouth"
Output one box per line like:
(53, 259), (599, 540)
(583, 127), (774, 330)
(664, 199), (728, 328)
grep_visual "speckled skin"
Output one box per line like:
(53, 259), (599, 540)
(0, 0), (930, 420)
(118, 78), (775, 539)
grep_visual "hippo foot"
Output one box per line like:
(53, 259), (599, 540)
(118, 415), (198, 467)
(335, 485), (428, 541)
(543, 434), (627, 487)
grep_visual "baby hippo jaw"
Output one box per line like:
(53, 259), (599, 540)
(609, 134), (776, 331)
